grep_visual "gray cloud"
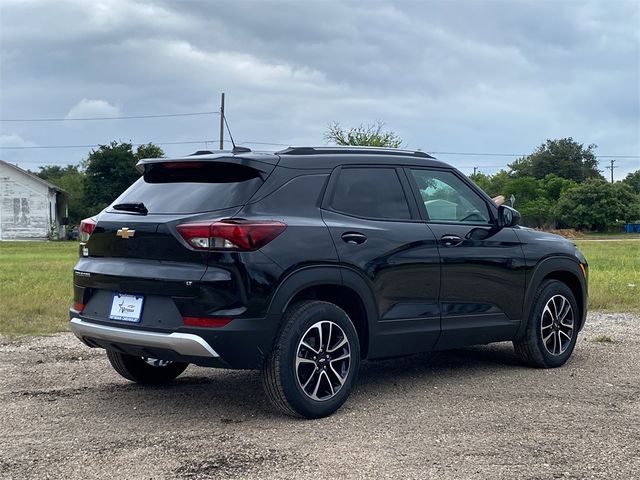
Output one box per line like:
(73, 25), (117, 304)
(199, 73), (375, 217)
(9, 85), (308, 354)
(0, 0), (638, 177)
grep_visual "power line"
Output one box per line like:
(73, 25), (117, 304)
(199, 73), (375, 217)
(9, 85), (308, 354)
(0, 111), (219, 122)
(0, 139), (292, 150)
(2, 141), (639, 158)
(239, 140), (290, 147)
(1, 142), (639, 167)
(429, 151), (523, 157)
(427, 151), (640, 159)
(2, 141), (639, 172)
(0, 140), (217, 152)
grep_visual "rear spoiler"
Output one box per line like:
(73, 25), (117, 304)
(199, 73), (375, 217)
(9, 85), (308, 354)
(135, 153), (280, 175)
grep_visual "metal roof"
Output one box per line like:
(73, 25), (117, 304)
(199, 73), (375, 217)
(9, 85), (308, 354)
(0, 159), (68, 194)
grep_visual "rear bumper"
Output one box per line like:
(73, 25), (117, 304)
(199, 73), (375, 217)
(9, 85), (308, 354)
(69, 313), (280, 369)
(70, 317), (219, 358)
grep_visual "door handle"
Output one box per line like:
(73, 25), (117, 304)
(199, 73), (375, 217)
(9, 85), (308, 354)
(441, 234), (463, 247)
(341, 232), (367, 245)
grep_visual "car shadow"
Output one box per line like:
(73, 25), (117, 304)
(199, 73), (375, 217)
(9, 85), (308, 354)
(359, 342), (523, 385)
(353, 342), (525, 395)
(78, 343), (524, 420)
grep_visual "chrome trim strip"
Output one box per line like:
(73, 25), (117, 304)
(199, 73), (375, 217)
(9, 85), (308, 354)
(69, 318), (219, 358)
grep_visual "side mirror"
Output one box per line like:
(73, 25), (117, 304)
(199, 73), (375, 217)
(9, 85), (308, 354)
(497, 205), (520, 228)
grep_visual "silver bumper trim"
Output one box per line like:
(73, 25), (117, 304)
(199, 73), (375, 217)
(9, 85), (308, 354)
(69, 318), (219, 358)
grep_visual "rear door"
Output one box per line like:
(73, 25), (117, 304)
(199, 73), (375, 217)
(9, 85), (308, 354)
(321, 166), (441, 358)
(406, 167), (526, 348)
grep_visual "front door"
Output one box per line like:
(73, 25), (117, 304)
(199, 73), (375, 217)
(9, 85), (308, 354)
(406, 167), (526, 349)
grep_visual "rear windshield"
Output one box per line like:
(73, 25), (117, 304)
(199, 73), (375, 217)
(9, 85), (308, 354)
(109, 162), (263, 214)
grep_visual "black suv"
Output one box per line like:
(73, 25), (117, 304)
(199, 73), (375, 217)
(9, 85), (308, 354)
(70, 146), (588, 418)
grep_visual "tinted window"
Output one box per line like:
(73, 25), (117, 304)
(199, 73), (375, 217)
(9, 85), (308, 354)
(331, 168), (411, 220)
(109, 162), (263, 214)
(410, 169), (490, 224)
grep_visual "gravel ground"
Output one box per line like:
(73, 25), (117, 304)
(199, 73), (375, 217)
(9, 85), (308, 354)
(0, 312), (638, 480)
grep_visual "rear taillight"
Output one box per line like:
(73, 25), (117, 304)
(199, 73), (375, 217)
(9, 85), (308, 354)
(176, 220), (286, 251)
(79, 217), (97, 242)
(73, 302), (85, 313)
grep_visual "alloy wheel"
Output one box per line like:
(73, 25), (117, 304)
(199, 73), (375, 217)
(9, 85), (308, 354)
(295, 320), (351, 401)
(540, 294), (574, 356)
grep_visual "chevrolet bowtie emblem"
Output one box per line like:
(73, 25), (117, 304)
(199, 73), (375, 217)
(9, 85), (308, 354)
(116, 227), (136, 239)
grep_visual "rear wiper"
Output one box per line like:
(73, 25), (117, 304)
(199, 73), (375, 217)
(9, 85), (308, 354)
(112, 202), (148, 215)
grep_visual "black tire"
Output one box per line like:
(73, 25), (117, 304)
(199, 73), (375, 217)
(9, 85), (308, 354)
(106, 350), (189, 384)
(261, 301), (361, 419)
(514, 280), (579, 368)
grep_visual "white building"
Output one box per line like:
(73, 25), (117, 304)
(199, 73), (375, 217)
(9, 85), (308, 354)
(0, 160), (69, 240)
(424, 198), (457, 221)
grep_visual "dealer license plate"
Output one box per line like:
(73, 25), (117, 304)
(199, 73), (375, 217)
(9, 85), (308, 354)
(109, 293), (144, 323)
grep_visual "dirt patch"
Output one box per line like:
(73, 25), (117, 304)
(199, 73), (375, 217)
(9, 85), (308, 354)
(173, 437), (294, 479)
(0, 312), (638, 479)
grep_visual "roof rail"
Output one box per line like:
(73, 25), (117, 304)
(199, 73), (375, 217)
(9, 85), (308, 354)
(277, 146), (435, 159)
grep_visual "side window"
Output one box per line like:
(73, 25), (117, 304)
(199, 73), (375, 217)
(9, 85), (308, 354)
(330, 168), (411, 220)
(410, 169), (491, 224)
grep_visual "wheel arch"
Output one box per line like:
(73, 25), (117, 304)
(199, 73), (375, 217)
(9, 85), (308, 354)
(518, 256), (587, 338)
(267, 265), (378, 358)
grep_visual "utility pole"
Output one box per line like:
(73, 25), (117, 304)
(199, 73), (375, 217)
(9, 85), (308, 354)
(473, 166), (478, 176)
(219, 92), (225, 150)
(607, 159), (616, 183)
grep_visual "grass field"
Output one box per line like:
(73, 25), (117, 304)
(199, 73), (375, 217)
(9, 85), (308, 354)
(0, 239), (638, 337)
(574, 240), (639, 313)
(0, 242), (78, 336)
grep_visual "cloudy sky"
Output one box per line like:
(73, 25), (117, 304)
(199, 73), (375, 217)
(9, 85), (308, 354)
(0, 0), (638, 178)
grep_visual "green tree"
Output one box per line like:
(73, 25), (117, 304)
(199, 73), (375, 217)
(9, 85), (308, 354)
(623, 170), (640, 194)
(509, 138), (603, 182)
(36, 164), (88, 225)
(324, 120), (403, 147)
(501, 177), (542, 206)
(468, 172), (492, 193)
(540, 174), (578, 201)
(471, 171), (581, 228)
(537, 174), (578, 228)
(36, 165), (77, 181)
(83, 142), (164, 213)
(469, 170), (512, 198)
(556, 179), (639, 231)
(499, 176), (557, 227)
(518, 198), (554, 228)
(135, 143), (165, 161)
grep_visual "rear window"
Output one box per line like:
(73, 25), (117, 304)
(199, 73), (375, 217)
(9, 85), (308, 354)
(330, 167), (411, 220)
(109, 162), (263, 214)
